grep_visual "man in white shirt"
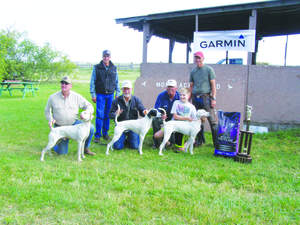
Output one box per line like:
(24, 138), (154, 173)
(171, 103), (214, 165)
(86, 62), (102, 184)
(45, 76), (96, 155)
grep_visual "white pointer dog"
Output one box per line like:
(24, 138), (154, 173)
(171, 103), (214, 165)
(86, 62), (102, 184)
(159, 109), (210, 156)
(106, 106), (163, 155)
(40, 110), (93, 162)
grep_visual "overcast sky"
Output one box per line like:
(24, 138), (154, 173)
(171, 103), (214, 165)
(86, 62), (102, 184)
(1, 0), (299, 65)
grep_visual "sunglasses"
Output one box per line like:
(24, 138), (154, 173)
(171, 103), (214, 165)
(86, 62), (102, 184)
(61, 81), (70, 85)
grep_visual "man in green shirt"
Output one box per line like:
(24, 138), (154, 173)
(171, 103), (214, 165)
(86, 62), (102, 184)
(189, 51), (218, 148)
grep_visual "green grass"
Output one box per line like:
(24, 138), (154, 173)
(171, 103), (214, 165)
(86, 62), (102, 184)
(0, 68), (299, 224)
(74, 67), (140, 84)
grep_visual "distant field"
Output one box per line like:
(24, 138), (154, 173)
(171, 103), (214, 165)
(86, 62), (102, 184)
(75, 65), (141, 83)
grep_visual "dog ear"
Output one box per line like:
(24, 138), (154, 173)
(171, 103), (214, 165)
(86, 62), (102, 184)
(146, 109), (156, 118)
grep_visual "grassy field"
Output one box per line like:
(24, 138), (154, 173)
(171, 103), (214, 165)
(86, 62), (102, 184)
(0, 68), (299, 224)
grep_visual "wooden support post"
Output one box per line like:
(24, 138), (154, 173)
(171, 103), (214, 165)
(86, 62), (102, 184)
(169, 39), (175, 63)
(186, 42), (191, 64)
(143, 22), (151, 64)
(195, 14), (198, 32)
(247, 9), (257, 65)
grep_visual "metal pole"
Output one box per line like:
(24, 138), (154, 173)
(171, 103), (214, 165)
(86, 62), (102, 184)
(226, 51), (229, 64)
(284, 35), (288, 66)
(195, 15), (198, 32)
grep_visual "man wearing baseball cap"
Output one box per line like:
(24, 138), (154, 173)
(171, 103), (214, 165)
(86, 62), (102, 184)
(190, 51), (218, 148)
(45, 76), (96, 155)
(152, 79), (180, 148)
(90, 50), (120, 144)
(108, 80), (147, 150)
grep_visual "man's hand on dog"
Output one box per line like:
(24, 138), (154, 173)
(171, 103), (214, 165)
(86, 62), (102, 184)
(116, 108), (123, 116)
(48, 120), (56, 129)
(143, 109), (148, 116)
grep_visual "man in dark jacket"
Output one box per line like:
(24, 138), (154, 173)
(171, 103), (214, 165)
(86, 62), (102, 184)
(109, 80), (147, 150)
(90, 50), (120, 144)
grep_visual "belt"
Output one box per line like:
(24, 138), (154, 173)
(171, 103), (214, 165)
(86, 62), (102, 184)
(194, 93), (210, 98)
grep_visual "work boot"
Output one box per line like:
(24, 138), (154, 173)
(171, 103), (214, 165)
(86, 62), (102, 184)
(84, 148), (96, 156)
(152, 137), (161, 149)
(199, 124), (206, 144)
(211, 124), (219, 149)
(93, 137), (100, 143)
(103, 135), (111, 141)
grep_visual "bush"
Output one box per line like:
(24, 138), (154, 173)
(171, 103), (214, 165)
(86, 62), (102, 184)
(0, 29), (77, 82)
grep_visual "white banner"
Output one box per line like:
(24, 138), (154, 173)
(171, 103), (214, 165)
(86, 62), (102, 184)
(194, 30), (256, 52)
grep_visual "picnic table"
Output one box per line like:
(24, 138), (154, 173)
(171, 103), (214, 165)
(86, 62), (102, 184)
(0, 81), (39, 98)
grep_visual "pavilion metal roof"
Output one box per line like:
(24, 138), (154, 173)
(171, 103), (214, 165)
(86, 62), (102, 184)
(116, 0), (300, 43)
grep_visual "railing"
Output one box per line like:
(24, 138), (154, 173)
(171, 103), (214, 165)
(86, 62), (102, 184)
(76, 63), (140, 71)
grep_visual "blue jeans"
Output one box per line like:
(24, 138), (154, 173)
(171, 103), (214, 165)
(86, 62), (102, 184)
(113, 131), (140, 150)
(53, 120), (95, 155)
(95, 93), (113, 138)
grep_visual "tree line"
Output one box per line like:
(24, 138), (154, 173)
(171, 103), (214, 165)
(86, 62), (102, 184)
(0, 29), (77, 82)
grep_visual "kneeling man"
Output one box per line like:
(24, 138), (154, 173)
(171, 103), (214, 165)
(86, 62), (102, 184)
(109, 80), (146, 150)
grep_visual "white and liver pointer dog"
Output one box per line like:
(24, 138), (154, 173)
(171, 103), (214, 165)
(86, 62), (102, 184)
(159, 109), (210, 156)
(40, 110), (93, 162)
(106, 106), (162, 155)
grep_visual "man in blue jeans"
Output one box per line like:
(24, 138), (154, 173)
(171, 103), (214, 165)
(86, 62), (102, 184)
(45, 76), (96, 155)
(109, 80), (147, 150)
(90, 50), (120, 144)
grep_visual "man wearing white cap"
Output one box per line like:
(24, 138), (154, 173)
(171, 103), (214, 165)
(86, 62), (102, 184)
(152, 79), (180, 148)
(90, 50), (120, 144)
(109, 80), (147, 150)
(45, 76), (96, 155)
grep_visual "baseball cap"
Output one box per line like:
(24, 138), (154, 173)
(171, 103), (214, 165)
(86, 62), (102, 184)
(102, 50), (111, 57)
(194, 51), (204, 58)
(60, 76), (71, 84)
(166, 79), (177, 87)
(122, 80), (132, 89)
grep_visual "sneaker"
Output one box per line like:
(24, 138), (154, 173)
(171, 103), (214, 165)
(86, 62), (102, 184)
(103, 135), (110, 141)
(84, 148), (96, 156)
(177, 147), (185, 152)
(93, 137), (100, 143)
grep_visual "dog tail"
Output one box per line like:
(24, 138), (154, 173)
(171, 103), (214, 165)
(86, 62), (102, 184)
(115, 104), (120, 125)
(158, 108), (167, 125)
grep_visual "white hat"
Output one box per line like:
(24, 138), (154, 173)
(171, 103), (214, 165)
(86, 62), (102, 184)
(166, 79), (177, 87)
(122, 80), (132, 89)
(60, 76), (72, 84)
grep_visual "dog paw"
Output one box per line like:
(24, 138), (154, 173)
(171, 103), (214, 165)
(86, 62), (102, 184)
(159, 152), (163, 156)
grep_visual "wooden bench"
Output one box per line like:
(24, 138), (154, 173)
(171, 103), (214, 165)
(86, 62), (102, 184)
(0, 80), (39, 98)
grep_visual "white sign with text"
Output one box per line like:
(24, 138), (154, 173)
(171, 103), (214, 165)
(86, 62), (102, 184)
(194, 30), (256, 52)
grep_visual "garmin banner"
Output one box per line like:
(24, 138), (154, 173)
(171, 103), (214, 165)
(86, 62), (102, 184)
(194, 30), (256, 52)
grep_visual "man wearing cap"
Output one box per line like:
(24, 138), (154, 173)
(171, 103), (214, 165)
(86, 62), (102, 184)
(45, 76), (96, 155)
(190, 51), (218, 148)
(152, 79), (180, 148)
(90, 50), (120, 144)
(109, 80), (147, 150)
